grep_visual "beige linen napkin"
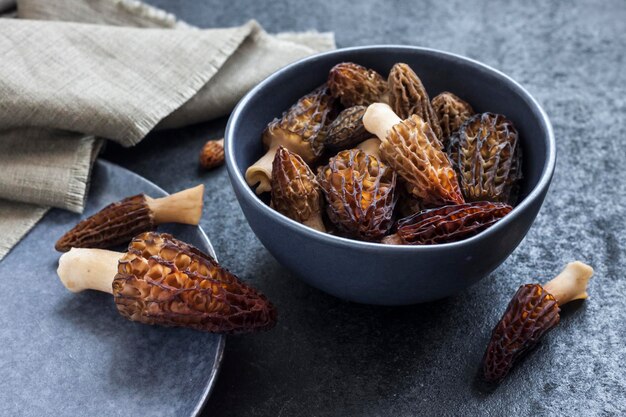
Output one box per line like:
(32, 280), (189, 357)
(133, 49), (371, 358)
(0, 0), (334, 260)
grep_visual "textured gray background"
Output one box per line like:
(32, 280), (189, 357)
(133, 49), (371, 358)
(102, 0), (626, 416)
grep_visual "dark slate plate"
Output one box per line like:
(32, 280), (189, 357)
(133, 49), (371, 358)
(0, 160), (224, 417)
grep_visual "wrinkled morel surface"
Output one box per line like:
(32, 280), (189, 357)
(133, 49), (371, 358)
(383, 201), (512, 245)
(482, 262), (594, 383)
(318, 149), (397, 241)
(325, 106), (370, 150)
(199, 138), (225, 170)
(57, 232), (277, 334)
(246, 85), (334, 194)
(328, 62), (388, 107)
(271, 146), (325, 232)
(448, 113), (522, 203)
(431, 92), (474, 146)
(363, 103), (464, 207)
(388, 63), (442, 140)
(55, 185), (204, 252)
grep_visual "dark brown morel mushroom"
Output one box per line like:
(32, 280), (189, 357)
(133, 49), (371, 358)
(57, 232), (277, 334)
(431, 92), (475, 146)
(318, 149), (397, 241)
(363, 103), (464, 207)
(482, 262), (593, 383)
(325, 105), (370, 150)
(382, 201), (511, 245)
(246, 85), (334, 194)
(448, 112), (522, 204)
(271, 146), (325, 232)
(328, 62), (389, 107)
(55, 185), (204, 252)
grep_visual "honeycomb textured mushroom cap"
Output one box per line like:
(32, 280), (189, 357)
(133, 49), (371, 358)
(388, 63), (443, 141)
(270, 146), (325, 232)
(113, 232), (277, 334)
(325, 105), (370, 150)
(431, 92), (475, 146)
(199, 138), (225, 170)
(55, 194), (155, 252)
(328, 62), (388, 107)
(318, 149), (397, 241)
(448, 112), (522, 204)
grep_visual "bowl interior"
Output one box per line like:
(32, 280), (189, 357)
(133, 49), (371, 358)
(228, 46), (552, 237)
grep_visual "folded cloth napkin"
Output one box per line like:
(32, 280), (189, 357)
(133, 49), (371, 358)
(0, 0), (335, 260)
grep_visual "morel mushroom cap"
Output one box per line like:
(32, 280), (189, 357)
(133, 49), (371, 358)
(482, 261), (593, 383)
(388, 63), (443, 141)
(271, 146), (326, 232)
(199, 138), (225, 170)
(328, 62), (389, 107)
(431, 92), (475, 146)
(318, 149), (397, 241)
(363, 103), (465, 207)
(245, 85), (334, 194)
(325, 105), (370, 150)
(57, 232), (277, 334)
(448, 113), (522, 204)
(55, 185), (205, 252)
(382, 201), (512, 245)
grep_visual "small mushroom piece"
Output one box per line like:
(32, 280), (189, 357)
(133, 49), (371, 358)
(382, 201), (512, 245)
(448, 113), (522, 204)
(271, 146), (326, 232)
(57, 232), (277, 334)
(245, 85), (334, 194)
(318, 149), (397, 241)
(328, 62), (389, 107)
(199, 138), (225, 170)
(388, 63), (442, 141)
(55, 185), (204, 252)
(431, 92), (475, 146)
(363, 103), (465, 207)
(482, 261), (594, 383)
(325, 106), (370, 151)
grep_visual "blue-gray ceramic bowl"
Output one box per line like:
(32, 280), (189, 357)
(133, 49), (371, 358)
(225, 46), (555, 305)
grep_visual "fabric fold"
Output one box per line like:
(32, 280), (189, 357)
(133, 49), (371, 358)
(0, 0), (335, 260)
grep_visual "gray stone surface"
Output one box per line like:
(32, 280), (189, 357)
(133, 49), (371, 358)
(102, 0), (626, 415)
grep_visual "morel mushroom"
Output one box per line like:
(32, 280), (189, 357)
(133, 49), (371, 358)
(482, 261), (594, 383)
(245, 85), (334, 194)
(57, 232), (277, 334)
(356, 137), (382, 159)
(318, 149), (397, 241)
(199, 138), (225, 170)
(363, 103), (465, 207)
(55, 185), (204, 252)
(328, 62), (389, 107)
(431, 92), (475, 146)
(271, 146), (325, 232)
(388, 63), (442, 141)
(325, 106), (370, 150)
(382, 201), (511, 245)
(448, 113), (522, 203)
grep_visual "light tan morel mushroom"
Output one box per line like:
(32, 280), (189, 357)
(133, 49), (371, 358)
(482, 262), (594, 383)
(363, 103), (465, 207)
(431, 92), (475, 146)
(55, 185), (204, 252)
(245, 85), (334, 194)
(57, 232), (277, 334)
(388, 63), (442, 141)
(328, 62), (389, 107)
(199, 138), (225, 170)
(318, 149), (397, 241)
(270, 146), (326, 232)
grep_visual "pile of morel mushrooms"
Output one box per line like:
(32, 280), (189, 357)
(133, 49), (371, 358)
(246, 62), (522, 245)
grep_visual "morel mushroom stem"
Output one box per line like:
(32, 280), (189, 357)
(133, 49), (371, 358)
(145, 184), (204, 225)
(356, 138), (382, 159)
(303, 215), (326, 232)
(362, 103), (402, 142)
(57, 248), (119, 294)
(245, 145), (279, 194)
(543, 261), (594, 306)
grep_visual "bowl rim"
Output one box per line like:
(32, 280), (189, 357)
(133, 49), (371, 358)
(225, 45), (556, 253)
